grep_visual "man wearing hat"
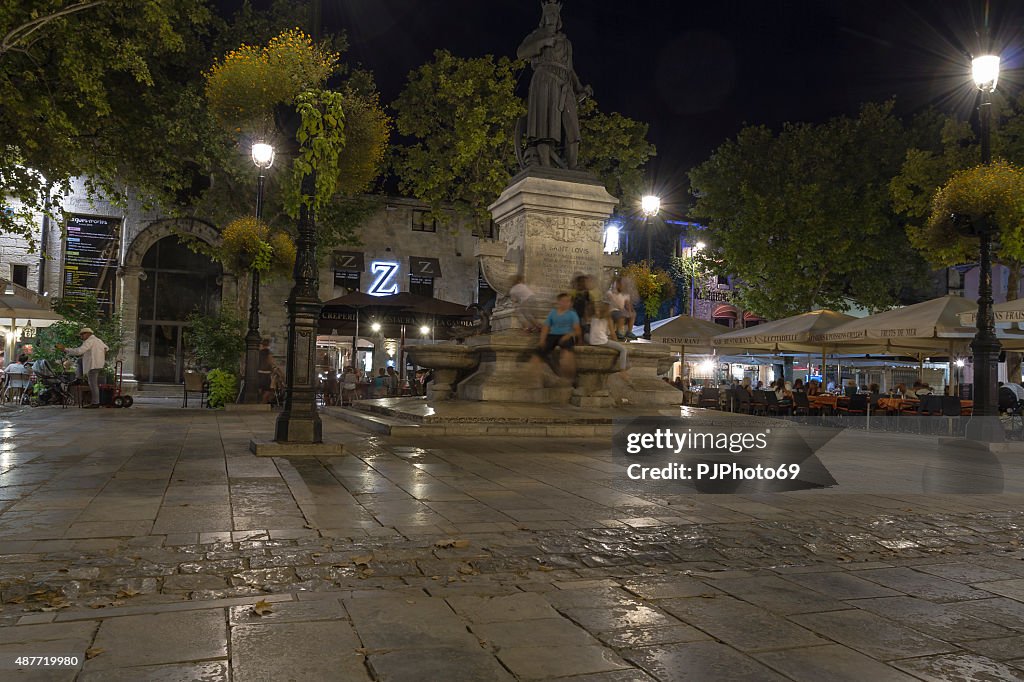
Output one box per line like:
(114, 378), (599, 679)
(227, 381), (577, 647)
(57, 328), (108, 408)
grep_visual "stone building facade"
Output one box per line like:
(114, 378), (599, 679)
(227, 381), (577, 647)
(3, 182), (486, 389)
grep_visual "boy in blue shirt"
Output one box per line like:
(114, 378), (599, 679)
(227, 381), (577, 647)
(536, 293), (582, 378)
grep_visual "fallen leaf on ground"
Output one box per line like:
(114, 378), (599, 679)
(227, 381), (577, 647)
(457, 563), (478, 575)
(116, 588), (140, 598)
(252, 599), (274, 616)
(352, 554), (374, 566)
(85, 648), (104, 660)
(536, 565), (555, 572)
(434, 538), (470, 549)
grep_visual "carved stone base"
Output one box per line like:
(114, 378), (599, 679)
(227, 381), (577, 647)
(456, 331), (573, 404)
(480, 170), (620, 308)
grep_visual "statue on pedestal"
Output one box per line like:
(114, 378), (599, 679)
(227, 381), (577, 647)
(516, 1), (592, 170)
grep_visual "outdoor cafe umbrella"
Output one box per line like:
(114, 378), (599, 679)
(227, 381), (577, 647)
(645, 315), (728, 379)
(809, 295), (978, 355)
(0, 279), (63, 360)
(712, 309), (855, 387)
(712, 310), (856, 354)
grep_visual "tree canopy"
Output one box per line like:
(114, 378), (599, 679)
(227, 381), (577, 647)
(0, 1), (388, 254)
(0, 0), (214, 247)
(391, 50), (656, 228)
(891, 94), (1024, 299)
(689, 102), (928, 319)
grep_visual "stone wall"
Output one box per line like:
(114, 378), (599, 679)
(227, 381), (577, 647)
(2, 183), (483, 382)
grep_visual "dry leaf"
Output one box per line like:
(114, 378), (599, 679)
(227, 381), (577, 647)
(116, 588), (140, 598)
(252, 599), (274, 616)
(457, 563), (477, 575)
(434, 538), (471, 549)
(536, 565), (555, 572)
(85, 648), (104, 660)
(352, 554), (374, 566)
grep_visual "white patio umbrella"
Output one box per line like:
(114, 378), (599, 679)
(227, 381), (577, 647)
(0, 279), (63, 361)
(809, 295), (979, 355)
(712, 310), (856, 353)
(958, 298), (1024, 326)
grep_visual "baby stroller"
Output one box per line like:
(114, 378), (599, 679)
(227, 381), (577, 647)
(29, 359), (73, 408)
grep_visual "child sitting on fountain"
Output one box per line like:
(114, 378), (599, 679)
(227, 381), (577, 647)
(534, 293), (581, 379)
(588, 304), (629, 374)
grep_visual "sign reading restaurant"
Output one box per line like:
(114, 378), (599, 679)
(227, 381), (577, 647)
(63, 215), (120, 315)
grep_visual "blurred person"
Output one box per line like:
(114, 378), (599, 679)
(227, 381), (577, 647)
(535, 293), (581, 379)
(608, 276), (639, 341)
(509, 274), (542, 332)
(587, 304), (629, 373)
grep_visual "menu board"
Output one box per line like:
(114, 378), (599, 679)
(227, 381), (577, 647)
(63, 215), (120, 314)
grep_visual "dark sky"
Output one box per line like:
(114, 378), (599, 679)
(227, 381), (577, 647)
(313, 1), (1023, 211)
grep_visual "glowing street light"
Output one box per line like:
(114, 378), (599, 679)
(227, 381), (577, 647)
(640, 194), (661, 340)
(371, 322), (382, 333)
(641, 195), (661, 217)
(241, 141), (276, 404)
(251, 142), (276, 169)
(965, 53), (1001, 425)
(972, 55), (1000, 92)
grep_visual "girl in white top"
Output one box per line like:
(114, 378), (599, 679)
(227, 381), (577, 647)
(587, 305), (629, 371)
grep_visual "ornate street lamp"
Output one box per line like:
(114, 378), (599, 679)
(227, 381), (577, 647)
(241, 142), (275, 404)
(967, 54), (1001, 424)
(640, 195), (660, 339)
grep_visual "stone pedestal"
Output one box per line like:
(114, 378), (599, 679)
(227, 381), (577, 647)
(480, 169), (620, 333)
(455, 331), (573, 404)
(406, 344), (479, 402)
(572, 345), (619, 407)
(608, 343), (683, 406)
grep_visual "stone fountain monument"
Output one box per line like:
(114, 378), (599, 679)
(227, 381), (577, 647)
(344, 3), (679, 433)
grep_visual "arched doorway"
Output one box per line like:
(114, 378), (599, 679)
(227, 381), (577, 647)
(135, 237), (222, 384)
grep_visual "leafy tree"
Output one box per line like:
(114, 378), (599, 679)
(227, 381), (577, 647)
(34, 294), (124, 372)
(891, 95), (1024, 300)
(391, 51), (525, 229)
(0, 0), (215, 247)
(689, 102), (927, 319)
(578, 98), (656, 205)
(184, 308), (245, 373)
(391, 50), (656, 228)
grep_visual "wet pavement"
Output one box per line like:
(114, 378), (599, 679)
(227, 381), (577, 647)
(1, 404), (1023, 680)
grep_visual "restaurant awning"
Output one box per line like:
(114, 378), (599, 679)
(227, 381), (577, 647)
(959, 297), (1024, 326)
(712, 310), (855, 353)
(646, 315), (728, 354)
(809, 295), (977, 355)
(0, 279), (63, 327)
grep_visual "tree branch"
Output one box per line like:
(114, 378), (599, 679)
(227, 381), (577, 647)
(1, 1), (106, 59)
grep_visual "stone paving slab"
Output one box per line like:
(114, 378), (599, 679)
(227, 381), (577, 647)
(2, 407), (1024, 679)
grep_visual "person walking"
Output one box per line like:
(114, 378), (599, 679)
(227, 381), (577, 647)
(57, 327), (108, 408)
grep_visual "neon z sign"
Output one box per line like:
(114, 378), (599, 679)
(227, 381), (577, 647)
(369, 260), (399, 296)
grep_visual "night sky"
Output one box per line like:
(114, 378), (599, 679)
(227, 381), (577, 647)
(307, 1), (1024, 211)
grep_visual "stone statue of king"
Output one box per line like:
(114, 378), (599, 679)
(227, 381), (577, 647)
(516, 0), (592, 170)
